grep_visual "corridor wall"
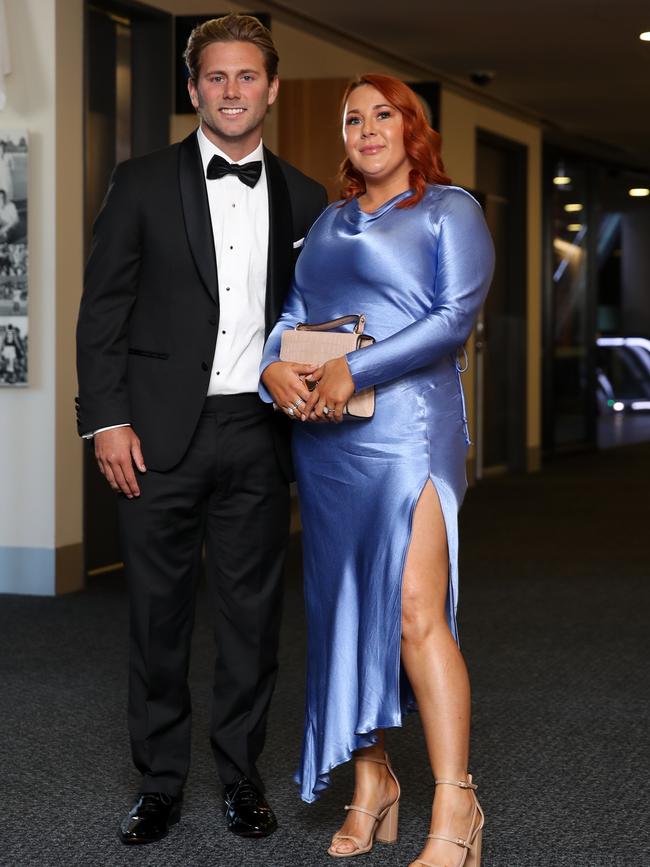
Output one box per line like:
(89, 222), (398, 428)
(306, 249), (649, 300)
(440, 89), (543, 471)
(0, 0), (544, 595)
(0, 0), (83, 595)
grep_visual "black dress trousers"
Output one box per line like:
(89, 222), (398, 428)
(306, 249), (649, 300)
(117, 394), (290, 797)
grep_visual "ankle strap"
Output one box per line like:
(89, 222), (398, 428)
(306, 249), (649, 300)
(344, 803), (381, 820)
(434, 778), (477, 790)
(427, 832), (471, 849)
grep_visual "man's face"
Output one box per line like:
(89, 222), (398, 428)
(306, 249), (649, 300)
(187, 40), (278, 158)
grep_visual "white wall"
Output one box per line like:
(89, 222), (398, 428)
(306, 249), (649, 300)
(0, 0), (83, 595)
(0, 0), (57, 592)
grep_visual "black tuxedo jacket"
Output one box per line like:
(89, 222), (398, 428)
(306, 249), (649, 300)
(76, 132), (327, 472)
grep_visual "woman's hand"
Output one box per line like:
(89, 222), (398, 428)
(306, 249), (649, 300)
(262, 361), (318, 420)
(305, 356), (355, 422)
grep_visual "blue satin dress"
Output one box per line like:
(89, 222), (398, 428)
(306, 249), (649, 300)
(260, 185), (495, 803)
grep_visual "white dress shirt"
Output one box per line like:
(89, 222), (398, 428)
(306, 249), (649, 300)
(85, 127), (270, 437)
(197, 127), (269, 396)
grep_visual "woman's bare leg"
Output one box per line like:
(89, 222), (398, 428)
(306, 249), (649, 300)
(401, 481), (476, 867)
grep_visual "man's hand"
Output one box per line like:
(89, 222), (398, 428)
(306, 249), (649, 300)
(262, 361), (318, 420)
(94, 426), (146, 498)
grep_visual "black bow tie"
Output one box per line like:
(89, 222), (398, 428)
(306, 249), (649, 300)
(206, 154), (262, 188)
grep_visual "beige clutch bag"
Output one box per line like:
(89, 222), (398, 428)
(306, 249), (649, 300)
(279, 314), (375, 419)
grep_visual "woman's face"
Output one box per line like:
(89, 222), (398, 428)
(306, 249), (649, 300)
(342, 84), (410, 184)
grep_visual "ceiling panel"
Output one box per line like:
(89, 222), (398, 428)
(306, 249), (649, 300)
(274, 0), (650, 163)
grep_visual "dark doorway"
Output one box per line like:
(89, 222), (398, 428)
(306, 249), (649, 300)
(474, 132), (528, 477)
(83, 0), (172, 577)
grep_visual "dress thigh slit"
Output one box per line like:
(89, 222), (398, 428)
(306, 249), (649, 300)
(397, 474), (460, 708)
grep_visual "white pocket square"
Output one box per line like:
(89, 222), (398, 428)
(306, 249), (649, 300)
(292, 238), (304, 249)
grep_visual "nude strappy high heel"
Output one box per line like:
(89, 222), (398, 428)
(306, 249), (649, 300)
(327, 752), (400, 858)
(415, 775), (484, 867)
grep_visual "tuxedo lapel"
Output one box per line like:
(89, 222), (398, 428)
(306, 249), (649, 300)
(178, 132), (218, 304)
(264, 148), (293, 337)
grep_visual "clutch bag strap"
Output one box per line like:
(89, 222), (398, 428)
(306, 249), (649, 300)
(296, 314), (366, 335)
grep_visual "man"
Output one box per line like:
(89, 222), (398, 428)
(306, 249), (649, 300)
(76, 14), (326, 845)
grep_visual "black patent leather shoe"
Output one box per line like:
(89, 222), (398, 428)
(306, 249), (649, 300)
(119, 792), (182, 845)
(223, 778), (277, 837)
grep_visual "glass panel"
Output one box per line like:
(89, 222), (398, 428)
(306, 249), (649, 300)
(551, 162), (589, 445)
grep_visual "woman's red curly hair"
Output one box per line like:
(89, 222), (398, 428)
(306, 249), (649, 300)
(339, 73), (451, 208)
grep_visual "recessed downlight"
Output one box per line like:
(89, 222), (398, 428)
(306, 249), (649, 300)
(640, 31), (650, 41)
(564, 203), (583, 212)
(567, 223), (583, 232)
(553, 176), (571, 186)
(628, 187), (650, 197)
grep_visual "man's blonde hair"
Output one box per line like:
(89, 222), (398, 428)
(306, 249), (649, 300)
(184, 13), (279, 82)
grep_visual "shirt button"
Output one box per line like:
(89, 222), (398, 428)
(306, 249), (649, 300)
(216, 371), (220, 376)
(232, 203), (236, 208)
(201, 362), (208, 371)
(225, 287), (230, 292)
(222, 330), (226, 334)
(229, 245), (234, 250)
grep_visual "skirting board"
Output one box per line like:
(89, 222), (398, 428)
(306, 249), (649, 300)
(0, 546), (55, 595)
(0, 543), (83, 596)
(56, 543), (83, 594)
(465, 445), (541, 484)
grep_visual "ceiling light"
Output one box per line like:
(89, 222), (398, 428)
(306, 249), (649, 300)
(640, 31), (650, 41)
(564, 203), (583, 212)
(553, 176), (571, 186)
(628, 187), (650, 197)
(567, 223), (583, 231)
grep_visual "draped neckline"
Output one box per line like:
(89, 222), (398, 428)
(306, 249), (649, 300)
(343, 189), (414, 230)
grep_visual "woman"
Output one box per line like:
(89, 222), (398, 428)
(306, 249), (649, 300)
(261, 74), (494, 866)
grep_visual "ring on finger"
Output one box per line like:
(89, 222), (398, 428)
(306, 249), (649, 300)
(293, 398), (304, 409)
(287, 407), (295, 417)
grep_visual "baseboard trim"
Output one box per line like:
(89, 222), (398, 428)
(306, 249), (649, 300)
(0, 546), (55, 595)
(56, 543), (83, 594)
(527, 446), (541, 472)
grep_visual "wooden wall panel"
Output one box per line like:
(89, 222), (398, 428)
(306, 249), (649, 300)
(278, 79), (349, 204)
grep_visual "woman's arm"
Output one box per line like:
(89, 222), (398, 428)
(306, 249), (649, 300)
(259, 279), (316, 409)
(346, 191), (495, 392)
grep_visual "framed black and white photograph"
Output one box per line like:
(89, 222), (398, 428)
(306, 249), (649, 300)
(0, 315), (27, 386)
(0, 130), (28, 386)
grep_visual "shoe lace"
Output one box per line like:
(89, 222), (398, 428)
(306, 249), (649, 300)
(139, 793), (173, 812)
(227, 779), (260, 806)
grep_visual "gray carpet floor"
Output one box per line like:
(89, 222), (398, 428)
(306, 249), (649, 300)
(1, 443), (649, 867)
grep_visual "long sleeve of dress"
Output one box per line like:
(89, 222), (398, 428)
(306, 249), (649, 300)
(345, 190), (494, 393)
(258, 280), (308, 403)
